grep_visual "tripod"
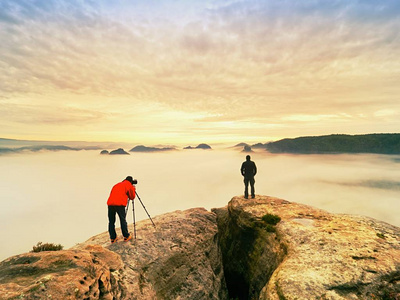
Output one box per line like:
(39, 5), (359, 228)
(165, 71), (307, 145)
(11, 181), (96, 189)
(125, 192), (156, 239)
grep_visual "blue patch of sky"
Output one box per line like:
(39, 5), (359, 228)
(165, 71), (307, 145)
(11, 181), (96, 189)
(3, 0), (397, 31)
(0, 1), (22, 24)
(343, 0), (400, 23)
(92, 0), (248, 28)
(0, 0), (100, 24)
(3, 0), (400, 46)
(211, 0), (400, 23)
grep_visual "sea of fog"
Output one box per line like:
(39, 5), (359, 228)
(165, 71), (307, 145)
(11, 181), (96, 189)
(1, 149), (400, 260)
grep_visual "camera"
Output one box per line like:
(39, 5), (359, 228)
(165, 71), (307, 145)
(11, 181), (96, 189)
(125, 176), (137, 185)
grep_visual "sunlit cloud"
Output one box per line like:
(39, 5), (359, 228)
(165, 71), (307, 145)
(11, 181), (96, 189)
(374, 109), (397, 118)
(1, 0), (400, 142)
(282, 114), (348, 122)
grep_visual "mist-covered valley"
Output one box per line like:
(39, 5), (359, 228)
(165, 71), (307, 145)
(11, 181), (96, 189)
(1, 148), (399, 261)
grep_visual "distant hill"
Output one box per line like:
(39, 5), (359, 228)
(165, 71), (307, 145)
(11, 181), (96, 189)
(251, 143), (268, 149)
(0, 138), (112, 150)
(184, 143), (212, 150)
(0, 145), (82, 154)
(266, 134), (400, 154)
(233, 142), (267, 149)
(129, 145), (175, 152)
(234, 143), (250, 148)
(242, 145), (253, 152)
(196, 143), (212, 149)
(0, 138), (47, 147)
(109, 148), (129, 155)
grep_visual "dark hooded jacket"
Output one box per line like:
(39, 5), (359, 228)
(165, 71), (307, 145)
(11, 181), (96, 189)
(241, 159), (257, 178)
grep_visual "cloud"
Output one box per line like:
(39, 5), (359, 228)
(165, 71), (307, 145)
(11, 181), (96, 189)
(0, 103), (106, 125)
(1, 0), (400, 141)
(326, 179), (400, 191)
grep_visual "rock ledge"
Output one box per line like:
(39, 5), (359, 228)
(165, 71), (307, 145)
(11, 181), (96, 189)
(1, 196), (399, 299)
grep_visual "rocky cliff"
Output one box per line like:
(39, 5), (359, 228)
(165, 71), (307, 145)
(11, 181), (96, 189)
(1, 196), (399, 299)
(215, 197), (400, 300)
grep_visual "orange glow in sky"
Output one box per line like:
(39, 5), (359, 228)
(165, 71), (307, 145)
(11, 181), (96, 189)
(1, 0), (399, 144)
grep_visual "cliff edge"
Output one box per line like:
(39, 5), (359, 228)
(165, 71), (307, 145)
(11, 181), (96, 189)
(215, 196), (400, 299)
(0, 196), (399, 299)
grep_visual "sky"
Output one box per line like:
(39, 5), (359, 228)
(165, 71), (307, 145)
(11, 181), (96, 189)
(1, 0), (400, 145)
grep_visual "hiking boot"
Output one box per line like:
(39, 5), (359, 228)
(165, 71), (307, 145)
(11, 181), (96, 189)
(111, 237), (118, 244)
(124, 235), (132, 242)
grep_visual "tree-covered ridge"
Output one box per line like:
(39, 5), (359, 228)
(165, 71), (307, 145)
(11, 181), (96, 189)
(265, 134), (400, 154)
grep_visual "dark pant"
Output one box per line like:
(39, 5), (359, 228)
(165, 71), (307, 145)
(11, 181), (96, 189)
(108, 206), (129, 239)
(244, 177), (255, 198)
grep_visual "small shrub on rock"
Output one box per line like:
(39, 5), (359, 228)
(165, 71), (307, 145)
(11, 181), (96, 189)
(31, 242), (64, 253)
(376, 232), (386, 239)
(262, 213), (281, 225)
(265, 224), (277, 233)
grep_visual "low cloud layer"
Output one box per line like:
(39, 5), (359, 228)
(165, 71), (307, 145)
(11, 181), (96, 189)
(327, 179), (400, 191)
(0, 149), (399, 261)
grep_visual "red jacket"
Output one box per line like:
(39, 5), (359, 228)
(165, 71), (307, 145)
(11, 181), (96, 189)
(107, 180), (135, 206)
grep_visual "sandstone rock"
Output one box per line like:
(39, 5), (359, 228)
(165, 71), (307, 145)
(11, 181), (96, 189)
(1, 196), (399, 300)
(74, 207), (227, 300)
(214, 196), (400, 300)
(0, 245), (124, 299)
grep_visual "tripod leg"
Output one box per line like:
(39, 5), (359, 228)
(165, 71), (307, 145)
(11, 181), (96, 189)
(135, 192), (156, 228)
(132, 199), (136, 239)
(125, 200), (129, 215)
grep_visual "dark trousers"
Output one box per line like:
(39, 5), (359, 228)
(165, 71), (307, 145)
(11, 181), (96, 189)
(244, 177), (255, 198)
(108, 206), (129, 239)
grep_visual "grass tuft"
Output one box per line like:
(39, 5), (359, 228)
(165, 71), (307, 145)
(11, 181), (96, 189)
(31, 242), (64, 253)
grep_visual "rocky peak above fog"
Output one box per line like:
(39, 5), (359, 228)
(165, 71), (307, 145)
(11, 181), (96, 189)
(106, 148), (129, 155)
(1, 196), (399, 299)
(184, 143), (212, 149)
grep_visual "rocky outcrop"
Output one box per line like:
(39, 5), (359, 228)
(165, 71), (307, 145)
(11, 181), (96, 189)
(214, 196), (400, 299)
(1, 196), (399, 299)
(0, 245), (124, 299)
(74, 207), (226, 299)
(0, 208), (225, 299)
(213, 200), (287, 300)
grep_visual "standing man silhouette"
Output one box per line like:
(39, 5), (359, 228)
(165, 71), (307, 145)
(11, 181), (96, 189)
(241, 155), (257, 199)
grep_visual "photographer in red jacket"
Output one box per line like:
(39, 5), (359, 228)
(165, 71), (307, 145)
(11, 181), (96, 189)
(107, 176), (136, 243)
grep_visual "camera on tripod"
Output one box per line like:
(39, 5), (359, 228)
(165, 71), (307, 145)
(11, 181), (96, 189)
(125, 180), (156, 239)
(126, 176), (137, 185)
